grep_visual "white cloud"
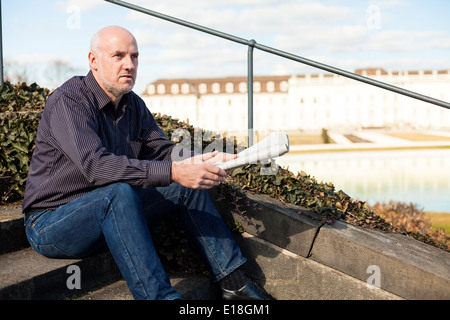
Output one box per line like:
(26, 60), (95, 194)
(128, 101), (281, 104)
(55, 0), (106, 12)
(366, 30), (450, 52)
(43, 0), (450, 88)
(7, 53), (66, 65)
(133, 28), (219, 49)
(125, 0), (357, 36)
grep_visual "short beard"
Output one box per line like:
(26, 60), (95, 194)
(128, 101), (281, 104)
(98, 59), (135, 99)
(102, 77), (133, 98)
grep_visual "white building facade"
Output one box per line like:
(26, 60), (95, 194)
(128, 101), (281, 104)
(142, 68), (450, 135)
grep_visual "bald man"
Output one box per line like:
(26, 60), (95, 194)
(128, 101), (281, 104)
(22, 26), (266, 300)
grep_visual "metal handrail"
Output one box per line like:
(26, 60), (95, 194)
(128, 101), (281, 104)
(105, 0), (450, 145)
(0, 0), (4, 86)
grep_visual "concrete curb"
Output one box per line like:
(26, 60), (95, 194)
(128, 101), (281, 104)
(211, 189), (450, 300)
(311, 221), (450, 299)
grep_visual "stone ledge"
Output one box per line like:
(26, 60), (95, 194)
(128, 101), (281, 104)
(237, 233), (401, 300)
(212, 188), (450, 300)
(212, 190), (322, 258)
(311, 221), (450, 300)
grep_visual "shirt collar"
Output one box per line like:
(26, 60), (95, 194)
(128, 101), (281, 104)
(84, 70), (113, 110)
(85, 71), (130, 110)
(84, 71), (131, 111)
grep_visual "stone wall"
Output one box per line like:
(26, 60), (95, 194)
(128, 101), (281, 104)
(211, 189), (450, 300)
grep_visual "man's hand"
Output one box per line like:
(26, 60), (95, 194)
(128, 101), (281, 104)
(204, 151), (238, 165)
(170, 151), (237, 189)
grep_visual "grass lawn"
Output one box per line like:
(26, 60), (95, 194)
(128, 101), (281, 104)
(288, 134), (324, 145)
(425, 212), (450, 234)
(386, 132), (450, 142)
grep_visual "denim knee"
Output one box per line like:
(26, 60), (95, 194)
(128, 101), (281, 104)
(103, 183), (142, 215)
(108, 183), (138, 200)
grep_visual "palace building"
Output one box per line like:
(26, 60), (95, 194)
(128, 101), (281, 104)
(141, 68), (450, 135)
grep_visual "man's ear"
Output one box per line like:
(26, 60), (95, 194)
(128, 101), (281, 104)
(88, 51), (98, 71)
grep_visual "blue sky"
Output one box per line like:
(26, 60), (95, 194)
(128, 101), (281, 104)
(2, 0), (450, 94)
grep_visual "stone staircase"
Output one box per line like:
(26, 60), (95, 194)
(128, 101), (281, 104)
(2, 190), (449, 300)
(0, 202), (217, 300)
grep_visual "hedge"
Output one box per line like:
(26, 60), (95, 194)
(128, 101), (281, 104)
(0, 82), (49, 202)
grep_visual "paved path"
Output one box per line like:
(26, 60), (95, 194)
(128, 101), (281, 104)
(289, 130), (450, 152)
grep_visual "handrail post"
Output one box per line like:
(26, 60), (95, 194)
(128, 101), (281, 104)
(247, 40), (256, 147)
(0, 0), (4, 86)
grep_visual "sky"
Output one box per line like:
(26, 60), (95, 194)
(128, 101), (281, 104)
(2, 0), (450, 94)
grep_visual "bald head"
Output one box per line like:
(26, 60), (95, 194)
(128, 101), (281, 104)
(88, 26), (139, 105)
(90, 26), (137, 54)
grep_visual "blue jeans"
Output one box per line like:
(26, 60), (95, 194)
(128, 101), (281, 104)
(24, 182), (247, 300)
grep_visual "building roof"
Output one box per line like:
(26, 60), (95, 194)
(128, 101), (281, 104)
(144, 68), (450, 96)
(145, 75), (290, 95)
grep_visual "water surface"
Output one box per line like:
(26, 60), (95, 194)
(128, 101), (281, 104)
(277, 149), (450, 213)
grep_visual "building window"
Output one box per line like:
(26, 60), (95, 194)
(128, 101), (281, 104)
(171, 83), (179, 94)
(239, 82), (247, 93)
(199, 83), (207, 94)
(181, 83), (190, 94)
(157, 84), (165, 94)
(147, 84), (156, 95)
(267, 81), (275, 92)
(280, 81), (288, 92)
(212, 82), (220, 94)
(254, 82), (261, 93)
(225, 82), (234, 93)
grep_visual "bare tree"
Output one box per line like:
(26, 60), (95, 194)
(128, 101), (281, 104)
(4, 60), (35, 84)
(45, 59), (76, 86)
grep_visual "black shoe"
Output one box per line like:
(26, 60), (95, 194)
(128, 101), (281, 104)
(221, 280), (266, 300)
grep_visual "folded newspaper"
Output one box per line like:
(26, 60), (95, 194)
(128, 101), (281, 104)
(215, 131), (290, 170)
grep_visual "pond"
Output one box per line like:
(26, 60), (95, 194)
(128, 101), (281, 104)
(276, 149), (450, 213)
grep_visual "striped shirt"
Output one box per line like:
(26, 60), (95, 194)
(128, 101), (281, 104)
(22, 71), (184, 212)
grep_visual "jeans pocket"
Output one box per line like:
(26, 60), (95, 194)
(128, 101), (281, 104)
(26, 209), (51, 230)
(29, 238), (72, 259)
(26, 213), (73, 259)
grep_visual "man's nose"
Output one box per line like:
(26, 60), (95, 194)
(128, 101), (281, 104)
(123, 55), (135, 70)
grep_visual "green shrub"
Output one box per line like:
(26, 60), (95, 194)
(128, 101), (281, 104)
(0, 82), (49, 113)
(0, 82), (49, 202)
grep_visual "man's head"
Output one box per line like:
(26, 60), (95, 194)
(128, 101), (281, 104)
(88, 26), (139, 104)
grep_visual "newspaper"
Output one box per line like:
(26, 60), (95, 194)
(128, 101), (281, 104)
(215, 131), (290, 170)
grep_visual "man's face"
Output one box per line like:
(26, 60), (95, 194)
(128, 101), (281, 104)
(90, 29), (139, 101)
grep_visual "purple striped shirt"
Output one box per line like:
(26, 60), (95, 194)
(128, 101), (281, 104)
(22, 71), (183, 212)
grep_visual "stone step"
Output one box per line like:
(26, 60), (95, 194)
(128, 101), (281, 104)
(0, 246), (217, 300)
(78, 275), (218, 300)
(0, 246), (122, 299)
(0, 203), (218, 300)
(0, 202), (29, 254)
